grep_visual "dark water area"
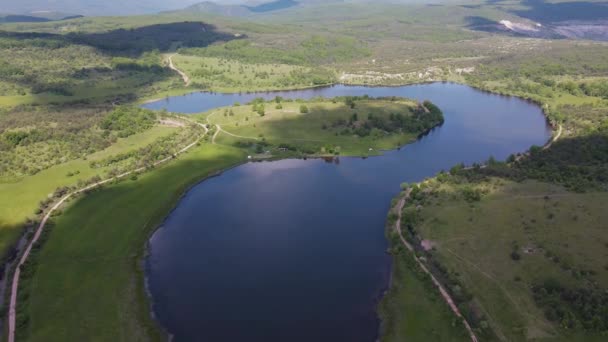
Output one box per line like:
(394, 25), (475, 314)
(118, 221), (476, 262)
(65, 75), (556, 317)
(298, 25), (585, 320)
(145, 83), (552, 341)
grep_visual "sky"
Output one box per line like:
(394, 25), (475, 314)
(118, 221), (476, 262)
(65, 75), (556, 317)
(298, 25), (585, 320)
(0, 0), (247, 16)
(0, 0), (470, 16)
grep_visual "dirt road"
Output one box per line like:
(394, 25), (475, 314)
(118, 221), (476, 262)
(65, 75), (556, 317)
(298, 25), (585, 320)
(394, 189), (479, 342)
(167, 54), (190, 86)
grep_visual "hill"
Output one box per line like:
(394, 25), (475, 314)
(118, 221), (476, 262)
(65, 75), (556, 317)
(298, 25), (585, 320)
(0, 12), (83, 23)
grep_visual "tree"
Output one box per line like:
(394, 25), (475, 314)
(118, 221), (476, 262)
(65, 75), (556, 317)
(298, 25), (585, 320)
(529, 145), (542, 156)
(300, 105), (309, 114)
(256, 103), (265, 116)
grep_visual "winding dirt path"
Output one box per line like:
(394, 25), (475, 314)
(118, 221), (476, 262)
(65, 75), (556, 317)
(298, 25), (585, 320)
(543, 124), (562, 150)
(216, 125), (259, 141)
(394, 189), (479, 342)
(7, 118), (207, 342)
(212, 124), (221, 144)
(167, 54), (190, 87)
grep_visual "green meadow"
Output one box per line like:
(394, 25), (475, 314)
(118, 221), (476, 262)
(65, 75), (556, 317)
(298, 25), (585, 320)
(18, 143), (246, 341)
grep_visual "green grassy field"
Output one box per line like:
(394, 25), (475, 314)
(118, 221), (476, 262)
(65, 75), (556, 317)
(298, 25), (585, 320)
(18, 143), (246, 342)
(204, 98), (436, 156)
(0, 125), (177, 255)
(399, 177), (608, 341)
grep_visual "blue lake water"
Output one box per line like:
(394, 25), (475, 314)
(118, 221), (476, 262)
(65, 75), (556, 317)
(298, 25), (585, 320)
(144, 83), (552, 341)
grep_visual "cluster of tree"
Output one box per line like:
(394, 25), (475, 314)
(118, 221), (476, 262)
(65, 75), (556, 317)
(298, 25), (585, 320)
(329, 99), (443, 138)
(466, 132), (608, 192)
(0, 105), (164, 178)
(0, 32), (67, 49)
(111, 52), (167, 73)
(0, 105), (112, 177)
(100, 107), (157, 138)
(250, 98), (266, 116)
(533, 279), (608, 332)
(558, 80), (608, 99)
(1, 130), (31, 148)
(90, 126), (202, 170)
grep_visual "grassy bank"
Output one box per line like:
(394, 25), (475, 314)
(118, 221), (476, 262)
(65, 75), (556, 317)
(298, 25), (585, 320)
(379, 223), (470, 342)
(391, 174), (608, 341)
(17, 143), (246, 341)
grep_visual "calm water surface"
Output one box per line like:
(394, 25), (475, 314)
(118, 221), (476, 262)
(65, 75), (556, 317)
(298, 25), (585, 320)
(145, 83), (551, 341)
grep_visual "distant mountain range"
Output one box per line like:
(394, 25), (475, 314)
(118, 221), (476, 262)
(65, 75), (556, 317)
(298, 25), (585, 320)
(0, 0), (202, 16)
(182, 0), (301, 16)
(0, 12), (84, 23)
(179, 0), (345, 16)
(0, 0), (334, 17)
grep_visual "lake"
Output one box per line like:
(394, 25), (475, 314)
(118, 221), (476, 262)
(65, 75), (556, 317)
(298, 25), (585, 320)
(144, 83), (552, 341)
